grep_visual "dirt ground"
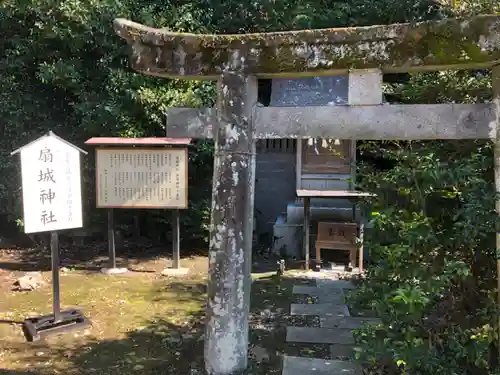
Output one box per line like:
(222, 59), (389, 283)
(0, 242), (329, 375)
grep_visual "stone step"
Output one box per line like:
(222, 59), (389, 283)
(317, 294), (345, 304)
(293, 286), (344, 304)
(282, 356), (360, 375)
(292, 285), (343, 295)
(290, 303), (350, 317)
(320, 316), (380, 329)
(316, 279), (355, 289)
(286, 326), (354, 345)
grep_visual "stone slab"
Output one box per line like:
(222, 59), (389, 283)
(316, 294), (344, 304)
(316, 279), (355, 289)
(293, 285), (343, 295)
(348, 69), (383, 105)
(161, 267), (190, 276)
(100, 267), (128, 275)
(282, 356), (360, 375)
(286, 327), (354, 345)
(290, 303), (349, 317)
(271, 76), (348, 107)
(320, 316), (380, 329)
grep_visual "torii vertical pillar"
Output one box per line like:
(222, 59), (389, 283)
(205, 72), (257, 374)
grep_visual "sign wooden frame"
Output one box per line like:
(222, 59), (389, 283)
(95, 147), (188, 209)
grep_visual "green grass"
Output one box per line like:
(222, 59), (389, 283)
(0, 268), (338, 375)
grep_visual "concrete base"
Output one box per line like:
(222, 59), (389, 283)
(161, 268), (190, 277)
(100, 267), (128, 275)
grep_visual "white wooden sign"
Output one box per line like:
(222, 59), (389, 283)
(11, 132), (87, 234)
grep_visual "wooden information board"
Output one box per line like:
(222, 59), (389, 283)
(96, 148), (188, 209)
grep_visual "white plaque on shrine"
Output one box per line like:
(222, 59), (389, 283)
(95, 148), (188, 209)
(12, 132), (85, 234)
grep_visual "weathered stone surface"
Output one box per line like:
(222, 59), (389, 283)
(316, 294), (346, 304)
(290, 303), (349, 316)
(100, 267), (128, 275)
(320, 316), (380, 329)
(114, 16), (500, 78)
(166, 103), (496, 140)
(315, 279), (355, 289)
(203, 73), (257, 375)
(292, 285), (344, 303)
(292, 285), (343, 295)
(348, 69), (382, 105)
(271, 75), (349, 106)
(286, 326), (354, 344)
(12, 271), (45, 291)
(282, 356), (360, 375)
(160, 267), (190, 276)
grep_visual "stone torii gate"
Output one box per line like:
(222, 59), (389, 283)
(113, 15), (500, 375)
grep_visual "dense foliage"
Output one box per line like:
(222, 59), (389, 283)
(1, 0), (500, 373)
(349, 70), (499, 375)
(0, 0), (462, 238)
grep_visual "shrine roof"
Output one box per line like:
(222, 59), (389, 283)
(84, 137), (191, 145)
(113, 15), (500, 79)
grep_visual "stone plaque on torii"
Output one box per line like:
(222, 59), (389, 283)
(113, 15), (500, 375)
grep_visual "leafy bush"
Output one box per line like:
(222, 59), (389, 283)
(348, 71), (498, 375)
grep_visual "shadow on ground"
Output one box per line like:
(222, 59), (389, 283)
(0, 236), (209, 274)
(1, 274), (328, 375)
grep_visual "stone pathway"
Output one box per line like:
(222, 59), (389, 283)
(282, 275), (376, 375)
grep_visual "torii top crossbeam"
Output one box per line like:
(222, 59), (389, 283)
(114, 15), (500, 78)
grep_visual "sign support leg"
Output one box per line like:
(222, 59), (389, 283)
(172, 209), (180, 269)
(108, 208), (116, 269)
(51, 231), (61, 323)
(21, 230), (91, 342)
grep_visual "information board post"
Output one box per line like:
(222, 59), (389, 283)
(11, 131), (91, 342)
(107, 208), (116, 270)
(172, 209), (180, 269)
(84, 138), (191, 275)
